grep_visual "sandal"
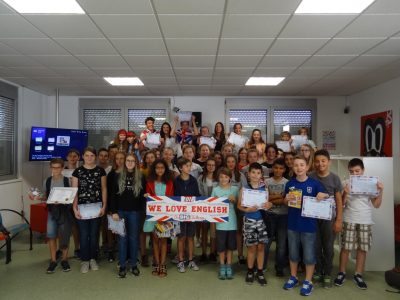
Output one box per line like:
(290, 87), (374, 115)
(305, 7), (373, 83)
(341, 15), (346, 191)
(152, 264), (159, 276)
(159, 264), (167, 278)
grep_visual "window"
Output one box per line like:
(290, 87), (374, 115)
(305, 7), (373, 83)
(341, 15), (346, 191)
(0, 96), (17, 179)
(83, 109), (122, 150)
(128, 109), (167, 134)
(273, 109), (312, 141)
(229, 109), (267, 140)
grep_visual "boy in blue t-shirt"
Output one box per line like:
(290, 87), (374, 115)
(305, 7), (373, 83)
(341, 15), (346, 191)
(283, 155), (328, 296)
(238, 163), (272, 286)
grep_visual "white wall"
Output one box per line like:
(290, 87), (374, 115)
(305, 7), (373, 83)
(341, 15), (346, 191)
(348, 76), (400, 202)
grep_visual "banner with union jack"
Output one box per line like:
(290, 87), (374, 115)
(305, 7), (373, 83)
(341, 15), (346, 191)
(146, 196), (229, 223)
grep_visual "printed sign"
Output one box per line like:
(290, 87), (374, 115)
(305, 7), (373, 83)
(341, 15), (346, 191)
(146, 196), (229, 222)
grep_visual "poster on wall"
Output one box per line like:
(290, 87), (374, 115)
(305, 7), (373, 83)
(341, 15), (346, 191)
(322, 130), (336, 151)
(360, 110), (392, 157)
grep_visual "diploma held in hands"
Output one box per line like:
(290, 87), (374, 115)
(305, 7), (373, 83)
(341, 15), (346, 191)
(242, 188), (268, 208)
(292, 135), (308, 149)
(178, 111), (192, 122)
(275, 141), (291, 152)
(79, 202), (102, 219)
(228, 132), (245, 148)
(107, 215), (126, 236)
(350, 175), (379, 196)
(301, 196), (333, 220)
(200, 136), (216, 149)
(47, 187), (78, 204)
(146, 133), (161, 146)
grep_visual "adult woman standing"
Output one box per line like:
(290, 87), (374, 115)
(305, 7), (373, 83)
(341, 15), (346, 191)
(110, 153), (146, 278)
(213, 122), (227, 152)
(72, 147), (107, 273)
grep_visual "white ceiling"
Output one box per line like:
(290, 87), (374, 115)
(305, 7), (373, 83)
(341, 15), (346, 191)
(0, 0), (400, 96)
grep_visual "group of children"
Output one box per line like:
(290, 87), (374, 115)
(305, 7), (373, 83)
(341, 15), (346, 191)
(40, 117), (384, 297)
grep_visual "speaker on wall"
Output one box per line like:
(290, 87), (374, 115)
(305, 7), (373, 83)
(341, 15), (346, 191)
(192, 112), (202, 127)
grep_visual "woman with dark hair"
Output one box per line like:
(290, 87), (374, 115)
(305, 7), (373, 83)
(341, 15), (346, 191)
(160, 122), (182, 157)
(213, 122), (226, 152)
(246, 129), (266, 163)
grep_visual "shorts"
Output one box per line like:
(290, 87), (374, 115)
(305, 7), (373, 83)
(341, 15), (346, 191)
(46, 211), (72, 249)
(287, 230), (316, 265)
(341, 222), (372, 252)
(216, 230), (237, 252)
(243, 217), (268, 246)
(178, 222), (196, 238)
(143, 220), (156, 233)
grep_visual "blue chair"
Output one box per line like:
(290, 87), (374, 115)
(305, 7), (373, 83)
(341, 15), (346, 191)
(0, 209), (33, 264)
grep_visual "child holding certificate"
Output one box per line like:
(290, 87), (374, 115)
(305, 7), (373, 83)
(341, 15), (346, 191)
(211, 168), (239, 280)
(238, 163), (272, 286)
(309, 149), (343, 288)
(283, 155), (328, 296)
(44, 158), (73, 274)
(334, 158), (383, 290)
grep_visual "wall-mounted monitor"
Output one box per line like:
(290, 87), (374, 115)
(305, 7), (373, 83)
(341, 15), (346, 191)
(29, 127), (88, 161)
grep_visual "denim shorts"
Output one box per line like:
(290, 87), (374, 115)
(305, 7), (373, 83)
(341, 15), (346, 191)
(46, 211), (72, 248)
(287, 229), (316, 265)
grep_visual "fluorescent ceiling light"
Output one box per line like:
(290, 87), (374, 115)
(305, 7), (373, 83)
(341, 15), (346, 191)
(3, 0), (85, 14)
(245, 77), (285, 86)
(295, 0), (375, 14)
(104, 77), (144, 86)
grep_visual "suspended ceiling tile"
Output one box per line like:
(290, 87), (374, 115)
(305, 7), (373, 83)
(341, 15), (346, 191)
(259, 55), (309, 68)
(219, 38), (274, 55)
(165, 38), (218, 55)
(1, 38), (69, 55)
(174, 68), (213, 77)
(170, 55), (215, 68)
(0, 15), (47, 38)
(301, 55), (356, 68)
(78, 0), (153, 14)
(77, 55), (129, 68)
(111, 38), (167, 55)
(227, 0), (302, 14)
(216, 55), (262, 68)
(153, 0), (225, 14)
(269, 38), (329, 55)
(55, 38), (118, 55)
(317, 38), (385, 55)
(366, 38), (400, 55)
(124, 55), (171, 68)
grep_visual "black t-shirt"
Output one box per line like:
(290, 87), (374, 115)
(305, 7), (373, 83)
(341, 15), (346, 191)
(72, 165), (106, 205)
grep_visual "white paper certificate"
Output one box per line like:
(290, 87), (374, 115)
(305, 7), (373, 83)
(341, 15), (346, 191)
(79, 202), (102, 219)
(62, 169), (74, 179)
(107, 215), (126, 237)
(301, 196), (333, 220)
(242, 188), (268, 208)
(200, 136), (216, 149)
(178, 111), (192, 122)
(275, 141), (291, 152)
(146, 133), (161, 145)
(292, 135), (308, 148)
(47, 187), (78, 204)
(227, 132), (245, 148)
(350, 175), (379, 196)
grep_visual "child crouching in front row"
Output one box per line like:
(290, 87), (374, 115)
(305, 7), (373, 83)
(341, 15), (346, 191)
(211, 167), (239, 279)
(238, 163), (272, 286)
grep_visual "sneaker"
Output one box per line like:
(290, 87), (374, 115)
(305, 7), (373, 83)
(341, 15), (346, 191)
(226, 265), (233, 280)
(353, 274), (367, 290)
(300, 280), (314, 296)
(177, 261), (186, 273)
(171, 255), (179, 264)
(312, 273), (322, 283)
(80, 261), (90, 274)
(283, 276), (299, 290)
(61, 260), (71, 272)
(276, 269), (285, 277)
(218, 265), (226, 280)
(208, 252), (217, 262)
(107, 251), (114, 263)
(199, 253), (208, 263)
(238, 255), (246, 265)
(118, 267), (126, 278)
(55, 249), (62, 262)
(245, 271), (254, 285)
(188, 260), (199, 271)
(323, 275), (332, 289)
(334, 272), (346, 287)
(46, 261), (57, 274)
(256, 271), (267, 286)
(131, 266), (140, 276)
(89, 259), (99, 271)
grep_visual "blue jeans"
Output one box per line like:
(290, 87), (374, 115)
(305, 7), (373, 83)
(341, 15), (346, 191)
(263, 213), (288, 271)
(77, 217), (101, 261)
(118, 210), (140, 269)
(287, 229), (316, 265)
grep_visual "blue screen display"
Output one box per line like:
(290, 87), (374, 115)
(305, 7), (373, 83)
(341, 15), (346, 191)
(29, 127), (88, 161)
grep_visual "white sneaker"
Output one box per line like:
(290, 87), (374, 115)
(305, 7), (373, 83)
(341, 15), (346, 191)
(188, 260), (199, 271)
(80, 261), (89, 274)
(177, 261), (186, 273)
(89, 259), (99, 271)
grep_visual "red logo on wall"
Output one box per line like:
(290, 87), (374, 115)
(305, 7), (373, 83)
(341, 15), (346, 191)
(360, 110), (392, 157)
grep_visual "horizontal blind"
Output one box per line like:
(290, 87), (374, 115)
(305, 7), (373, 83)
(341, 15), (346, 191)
(229, 109), (267, 138)
(273, 109), (312, 140)
(0, 96), (15, 176)
(128, 109), (167, 134)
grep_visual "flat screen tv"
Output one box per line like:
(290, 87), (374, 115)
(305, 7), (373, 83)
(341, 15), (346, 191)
(29, 126), (88, 161)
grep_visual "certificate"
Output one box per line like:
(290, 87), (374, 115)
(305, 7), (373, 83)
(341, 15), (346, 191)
(107, 215), (126, 236)
(241, 188), (268, 208)
(146, 133), (161, 145)
(292, 135), (308, 148)
(79, 202), (102, 219)
(275, 141), (291, 152)
(178, 111), (192, 122)
(62, 169), (74, 178)
(47, 187), (78, 204)
(227, 132), (245, 148)
(200, 136), (216, 149)
(301, 196), (333, 220)
(350, 175), (379, 196)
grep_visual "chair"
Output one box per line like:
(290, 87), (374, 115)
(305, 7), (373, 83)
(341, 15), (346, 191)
(0, 209), (33, 264)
